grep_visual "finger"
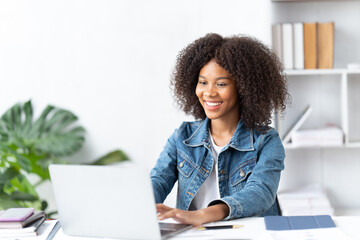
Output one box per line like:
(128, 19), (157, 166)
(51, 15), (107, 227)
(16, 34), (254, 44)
(156, 204), (172, 213)
(156, 203), (171, 211)
(164, 213), (194, 226)
(157, 209), (179, 220)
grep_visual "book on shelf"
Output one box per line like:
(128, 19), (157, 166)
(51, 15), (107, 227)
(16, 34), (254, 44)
(281, 23), (294, 69)
(282, 105), (313, 144)
(273, 21), (335, 70)
(291, 125), (343, 147)
(0, 216), (45, 237)
(0, 210), (46, 229)
(303, 22), (317, 69)
(293, 22), (304, 69)
(272, 23), (283, 63)
(318, 22), (335, 69)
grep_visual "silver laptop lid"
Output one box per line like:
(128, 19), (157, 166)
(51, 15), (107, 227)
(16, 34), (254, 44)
(49, 164), (161, 240)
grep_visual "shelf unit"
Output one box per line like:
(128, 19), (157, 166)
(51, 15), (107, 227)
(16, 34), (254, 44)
(271, 0), (360, 216)
(281, 69), (360, 149)
(271, 0), (360, 148)
(271, 0), (360, 69)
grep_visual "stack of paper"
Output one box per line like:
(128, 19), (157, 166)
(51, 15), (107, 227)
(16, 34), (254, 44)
(291, 126), (343, 147)
(278, 184), (334, 216)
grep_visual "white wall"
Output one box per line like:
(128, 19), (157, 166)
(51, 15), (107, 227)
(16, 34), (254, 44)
(0, 0), (271, 212)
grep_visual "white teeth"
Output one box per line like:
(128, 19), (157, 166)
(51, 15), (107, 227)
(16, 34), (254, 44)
(206, 101), (222, 107)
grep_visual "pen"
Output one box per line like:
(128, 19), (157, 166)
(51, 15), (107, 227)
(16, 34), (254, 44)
(46, 220), (61, 240)
(197, 224), (243, 230)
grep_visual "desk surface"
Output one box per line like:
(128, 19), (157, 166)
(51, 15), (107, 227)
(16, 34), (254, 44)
(51, 216), (360, 240)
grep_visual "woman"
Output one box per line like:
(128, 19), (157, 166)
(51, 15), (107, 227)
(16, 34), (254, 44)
(151, 33), (288, 226)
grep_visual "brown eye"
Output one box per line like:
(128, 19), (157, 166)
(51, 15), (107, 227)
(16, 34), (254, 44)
(198, 81), (206, 85)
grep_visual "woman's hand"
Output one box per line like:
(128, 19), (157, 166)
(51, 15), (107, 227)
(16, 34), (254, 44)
(156, 203), (229, 227)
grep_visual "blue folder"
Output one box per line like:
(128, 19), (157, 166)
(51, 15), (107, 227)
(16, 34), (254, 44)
(264, 215), (336, 231)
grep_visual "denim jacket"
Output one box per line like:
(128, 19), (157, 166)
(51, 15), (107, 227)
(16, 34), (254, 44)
(150, 118), (285, 220)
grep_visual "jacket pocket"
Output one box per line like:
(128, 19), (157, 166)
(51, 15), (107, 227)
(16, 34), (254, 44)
(230, 158), (256, 186)
(177, 151), (196, 177)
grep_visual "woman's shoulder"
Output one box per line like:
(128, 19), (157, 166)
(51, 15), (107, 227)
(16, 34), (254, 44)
(253, 126), (282, 144)
(253, 126), (284, 154)
(177, 119), (205, 133)
(170, 119), (206, 140)
(253, 126), (278, 137)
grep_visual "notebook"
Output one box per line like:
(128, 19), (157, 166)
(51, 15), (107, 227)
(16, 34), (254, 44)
(264, 215), (336, 231)
(49, 164), (192, 240)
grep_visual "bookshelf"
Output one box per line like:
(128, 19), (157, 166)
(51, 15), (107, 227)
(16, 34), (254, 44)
(281, 69), (360, 149)
(271, 0), (360, 216)
(271, 0), (360, 148)
(271, 0), (360, 69)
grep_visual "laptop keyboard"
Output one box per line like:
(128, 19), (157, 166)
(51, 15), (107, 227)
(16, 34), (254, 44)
(159, 222), (191, 235)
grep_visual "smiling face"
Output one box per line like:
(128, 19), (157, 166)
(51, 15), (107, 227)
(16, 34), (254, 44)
(195, 59), (240, 123)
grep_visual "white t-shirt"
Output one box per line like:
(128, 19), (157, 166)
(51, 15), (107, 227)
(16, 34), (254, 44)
(189, 132), (223, 210)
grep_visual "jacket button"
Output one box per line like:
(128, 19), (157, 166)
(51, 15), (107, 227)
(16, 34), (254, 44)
(179, 161), (184, 168)
(220, 169), (226, 175)
(240, 169), (245, 178)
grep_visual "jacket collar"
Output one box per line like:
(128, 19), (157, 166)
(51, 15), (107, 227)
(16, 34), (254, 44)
(184, 118), (254, 151)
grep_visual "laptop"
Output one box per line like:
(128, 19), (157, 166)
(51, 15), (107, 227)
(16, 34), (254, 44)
(49, 164), (192, 240)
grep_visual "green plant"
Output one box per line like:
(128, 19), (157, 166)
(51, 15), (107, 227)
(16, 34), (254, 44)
(0, 100), (128, 212)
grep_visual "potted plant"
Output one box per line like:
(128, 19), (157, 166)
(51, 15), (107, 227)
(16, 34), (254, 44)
(0, 100), (128, 214)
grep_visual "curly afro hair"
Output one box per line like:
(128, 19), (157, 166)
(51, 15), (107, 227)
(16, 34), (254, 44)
(171, 33), (289, 131)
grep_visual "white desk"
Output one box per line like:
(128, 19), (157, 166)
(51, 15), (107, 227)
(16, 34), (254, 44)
(48, 216), (360, 240)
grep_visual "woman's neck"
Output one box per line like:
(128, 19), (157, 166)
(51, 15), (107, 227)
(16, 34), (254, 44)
(209, 117), (239, 147)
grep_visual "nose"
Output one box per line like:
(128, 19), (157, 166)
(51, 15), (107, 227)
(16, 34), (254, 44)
(204, 84), (217, 97)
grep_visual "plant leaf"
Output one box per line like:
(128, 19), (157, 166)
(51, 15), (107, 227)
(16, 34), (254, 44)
(10, 191), (38, 201)
(0, 167), (19, 184)
(0, 193), (22, 209)
(12, 103), (22, 137)
(51, 113), (78, 134)
(0, 128), (9, 142)
(9, 174), (38, 198)
(27, 153), (51, 180)
(35, 134), (85, 156)
(1, 106), (15, 132)
(41, 200), (48, 211)
(22, 100), (33, 138)
(28, 105), (54, 139)
(41, 109), (73, 134)
(91, 150), (129, 165)
(1, 145), (31, 172)
(1, 101), (85, 157)
(0, 100), (86, 212)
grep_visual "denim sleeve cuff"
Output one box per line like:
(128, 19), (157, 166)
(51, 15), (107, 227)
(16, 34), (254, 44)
(208, 196), (243, 220)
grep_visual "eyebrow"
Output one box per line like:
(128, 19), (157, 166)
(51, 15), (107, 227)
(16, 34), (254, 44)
(198, 75), (232, 80)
